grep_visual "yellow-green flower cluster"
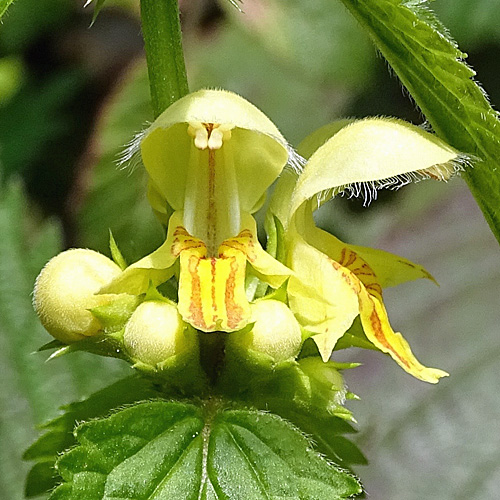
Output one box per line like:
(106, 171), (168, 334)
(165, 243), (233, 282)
(34, 89), (464, 382)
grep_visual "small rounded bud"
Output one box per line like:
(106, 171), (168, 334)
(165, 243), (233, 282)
(228, 300), (302, 362)
(123, 300), (196, 366)
(33, 249), (122, 343)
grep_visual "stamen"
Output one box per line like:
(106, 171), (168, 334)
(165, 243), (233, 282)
(207, 128), (224, 150)
(188, 122), (234, 150)
(208, 125), (233, 149)
(188, 121), (209, 150)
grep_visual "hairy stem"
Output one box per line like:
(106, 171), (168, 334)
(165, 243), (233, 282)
(140, 0), (189, 118)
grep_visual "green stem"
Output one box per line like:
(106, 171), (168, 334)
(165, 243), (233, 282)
(140, 0), (189, 118)
(198, 332), (227, 386)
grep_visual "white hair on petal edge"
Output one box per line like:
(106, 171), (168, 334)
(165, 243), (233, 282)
(269, 132), (306, 174)
(317, 153), (472, 208)
(286, 144), (306, 174)
(316, 188), (333, 209)
(116, 127), (148, 173)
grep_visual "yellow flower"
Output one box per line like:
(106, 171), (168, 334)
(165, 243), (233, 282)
(270, 118), (462, 383)
(102, 89), (293, 333)
(44, 90), (464, 382)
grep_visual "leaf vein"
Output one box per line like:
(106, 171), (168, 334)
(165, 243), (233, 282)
(224, 423), (272, 500)
(145, 434), (202, 500)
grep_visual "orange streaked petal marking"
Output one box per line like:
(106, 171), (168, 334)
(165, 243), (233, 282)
(176, 227), (251, 332)
(315, 247), (445, 382)
(171, 225), (207, 258)
(184, 251), (208, 331)
(329, 255), (447, 383)
(223, 252), (248, 330)
(336, 247), (383, 301)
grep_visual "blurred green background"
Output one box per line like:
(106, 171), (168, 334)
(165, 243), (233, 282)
(0, 0), (499, 498)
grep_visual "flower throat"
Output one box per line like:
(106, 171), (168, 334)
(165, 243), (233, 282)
(185, 121), (239, 256)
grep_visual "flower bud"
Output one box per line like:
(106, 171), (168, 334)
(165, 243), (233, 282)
(33, 249), (122, 343)
(123, 300), (196, 366)
(228, 299), (302, 363)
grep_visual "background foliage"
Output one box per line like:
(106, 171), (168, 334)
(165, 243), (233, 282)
(0, 0), (499, 498)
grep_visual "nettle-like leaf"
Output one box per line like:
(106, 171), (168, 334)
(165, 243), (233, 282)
(339, 0), (500, 244)
(25, 364), (365, 497)
(23, 376), (159, 498)
(49, 400), (362, 500)
(0, 0), (15, 19)
(218, 355), (366, 468)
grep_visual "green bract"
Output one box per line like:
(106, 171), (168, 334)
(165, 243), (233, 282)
(34, 89), (465, 384)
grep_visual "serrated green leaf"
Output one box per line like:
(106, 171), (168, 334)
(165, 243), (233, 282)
(0, 0), (15, 19)
(50, 400), (362, 499)
(219, 354), (365, 467)
(23, 376), (159, 497)
(261, 401), (365, 468)
(210, 410), (361, 499)
(339, 0), (500, 244)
